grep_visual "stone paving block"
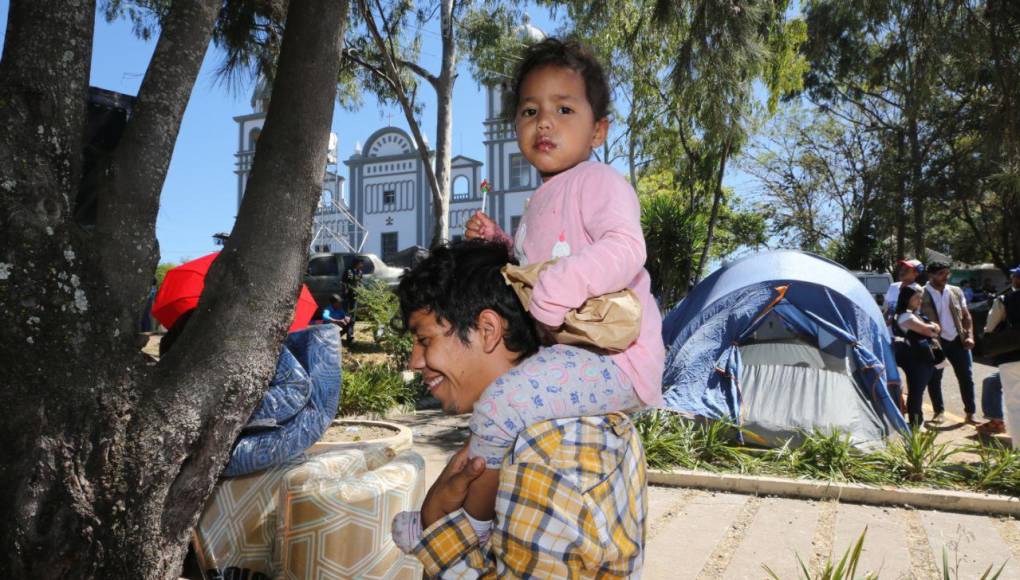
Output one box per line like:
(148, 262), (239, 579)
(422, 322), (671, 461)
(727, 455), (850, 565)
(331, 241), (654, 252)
(833, 504), (912, 580)
(723, 497), (819, 579)
(920, 510), (1020, 578)
(643, 492), (748, 580)
(647, 486), (695, 533)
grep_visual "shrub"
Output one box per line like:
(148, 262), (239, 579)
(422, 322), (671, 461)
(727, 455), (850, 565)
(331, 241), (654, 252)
(339, 362), (414, 417)
(880, 428), (959, 486)
(354, 279), (412, 368)
(778, 430), (892, 485)
(965, 440), (1020, 496)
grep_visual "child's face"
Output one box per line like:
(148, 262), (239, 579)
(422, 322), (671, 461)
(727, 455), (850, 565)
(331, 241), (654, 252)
(909, 293), (922, 311)
(515, 65), (608, 181)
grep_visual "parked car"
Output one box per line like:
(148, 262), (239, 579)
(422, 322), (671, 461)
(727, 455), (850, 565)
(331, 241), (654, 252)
(852, 270), (893, 300)
(305, 252), (405, 307)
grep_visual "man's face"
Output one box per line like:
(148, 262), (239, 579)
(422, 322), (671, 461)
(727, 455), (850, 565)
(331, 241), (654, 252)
(407, 309), (489, 415)
(1012, 273), (1020, 289)
(930, 268), (951, 287)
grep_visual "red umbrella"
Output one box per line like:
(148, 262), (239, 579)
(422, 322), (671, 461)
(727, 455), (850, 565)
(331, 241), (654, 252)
(152, 252), (317, 333)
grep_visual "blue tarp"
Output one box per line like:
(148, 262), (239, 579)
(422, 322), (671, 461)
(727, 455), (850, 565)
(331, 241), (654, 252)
(662, 250), (908, 440)
(223, 324), (343, 477)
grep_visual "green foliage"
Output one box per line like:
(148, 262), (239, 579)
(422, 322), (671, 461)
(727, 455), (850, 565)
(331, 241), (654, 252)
(880, 428), (959, 485)
(637, 170), (765, 306)
(154, 262), (179, 286)
(964, 440), (1020, 496)
(638, 179), (706, 307)
(339, 362), (417, 417)
(636, 412), (1020, 494)
(764, 529), (873, 580)
(777, 430), (892, 485)
(353, 279), (412, 368)
(635, 411), (747, 471)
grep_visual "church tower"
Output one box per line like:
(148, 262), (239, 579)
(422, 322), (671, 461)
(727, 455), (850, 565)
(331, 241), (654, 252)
(482, 17), (546, 236)
(233, 78), (364, 252)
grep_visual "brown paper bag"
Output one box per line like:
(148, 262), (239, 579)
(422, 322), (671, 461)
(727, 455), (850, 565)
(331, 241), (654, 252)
(502, 261), (642, 352)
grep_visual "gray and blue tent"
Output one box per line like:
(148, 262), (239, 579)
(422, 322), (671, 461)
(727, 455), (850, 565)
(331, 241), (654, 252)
(662, 250), (908, 448)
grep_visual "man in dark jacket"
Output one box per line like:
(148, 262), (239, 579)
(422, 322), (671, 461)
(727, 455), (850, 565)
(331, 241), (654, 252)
(341, 258), (364, 346)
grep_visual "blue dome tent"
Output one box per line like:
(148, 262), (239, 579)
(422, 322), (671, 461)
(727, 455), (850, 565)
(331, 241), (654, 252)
(662, 250), (908, 448)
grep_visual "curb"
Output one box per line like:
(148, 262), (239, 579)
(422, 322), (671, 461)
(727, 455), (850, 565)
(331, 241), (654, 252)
(648, 468), (1020, 517)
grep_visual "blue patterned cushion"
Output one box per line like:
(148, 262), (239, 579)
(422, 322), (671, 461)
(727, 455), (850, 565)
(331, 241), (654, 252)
(223, 324), (343, 477)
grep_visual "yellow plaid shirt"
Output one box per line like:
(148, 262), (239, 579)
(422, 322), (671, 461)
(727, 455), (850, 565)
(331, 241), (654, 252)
(413, 413), (647, 578)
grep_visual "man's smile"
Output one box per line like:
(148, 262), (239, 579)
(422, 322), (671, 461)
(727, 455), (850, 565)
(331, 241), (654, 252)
(424, 374), (445, 393)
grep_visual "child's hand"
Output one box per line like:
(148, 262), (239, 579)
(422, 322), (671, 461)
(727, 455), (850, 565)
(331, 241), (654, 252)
(465, 211), (498, 240)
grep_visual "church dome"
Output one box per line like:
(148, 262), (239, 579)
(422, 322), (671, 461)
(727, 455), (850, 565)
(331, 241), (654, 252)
(516, 14), (545, 43)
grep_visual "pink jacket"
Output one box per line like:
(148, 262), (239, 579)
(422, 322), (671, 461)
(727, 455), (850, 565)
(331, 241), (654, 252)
(505, 161), (664, 406)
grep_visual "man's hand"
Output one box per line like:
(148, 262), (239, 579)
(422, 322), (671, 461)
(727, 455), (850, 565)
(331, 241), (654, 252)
(964, 336), (975, 350)
(465, 211), (499, 241)
(421, 444), (485, 529)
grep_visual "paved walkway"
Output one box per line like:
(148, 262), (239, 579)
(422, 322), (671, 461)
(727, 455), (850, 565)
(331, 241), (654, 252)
(387, 399), (1019, 580)
(643, 488), (1019, 579)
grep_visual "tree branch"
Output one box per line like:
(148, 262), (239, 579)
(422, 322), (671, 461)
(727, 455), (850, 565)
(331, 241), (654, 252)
(94, 0), (221, 339)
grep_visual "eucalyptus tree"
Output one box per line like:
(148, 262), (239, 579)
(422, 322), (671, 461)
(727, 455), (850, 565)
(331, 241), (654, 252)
(0, 0), (346, 575)
(551, 0), (805, 281)
(800, 0), (972, 259)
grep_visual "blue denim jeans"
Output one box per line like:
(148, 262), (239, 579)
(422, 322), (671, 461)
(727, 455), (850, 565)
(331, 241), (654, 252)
(927, 337), (976, 415)
(981, 372), (1004, 420)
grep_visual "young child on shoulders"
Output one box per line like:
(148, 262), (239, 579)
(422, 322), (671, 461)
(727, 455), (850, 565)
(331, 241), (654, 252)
(461, 37), (665, 534)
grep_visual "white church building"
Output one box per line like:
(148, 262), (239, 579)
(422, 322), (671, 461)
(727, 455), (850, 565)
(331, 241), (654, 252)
(233, 78), (542, 263)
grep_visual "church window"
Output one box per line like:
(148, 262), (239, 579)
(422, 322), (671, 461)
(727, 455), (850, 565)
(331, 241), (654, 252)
(381, 232), (399, 261)
(510, 154), (530, 188)
(452, 176), (470, 200)
(383, 189), (396, 205)
(248, 128), (261, 151)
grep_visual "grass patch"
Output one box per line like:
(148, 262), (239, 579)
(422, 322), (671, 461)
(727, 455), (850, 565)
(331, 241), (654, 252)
(637, 411), (1020, 495)
(340, 362), (418, 417)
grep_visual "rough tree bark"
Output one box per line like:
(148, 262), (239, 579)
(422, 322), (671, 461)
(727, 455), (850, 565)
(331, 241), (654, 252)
(0, 0), (346, 576)
(694, 140), (731, 283)
(429, 0), (456, 248)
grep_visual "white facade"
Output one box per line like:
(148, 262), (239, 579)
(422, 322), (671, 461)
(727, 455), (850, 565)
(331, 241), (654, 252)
(343, 127), (482, 259)
(232, 79), (542, 262)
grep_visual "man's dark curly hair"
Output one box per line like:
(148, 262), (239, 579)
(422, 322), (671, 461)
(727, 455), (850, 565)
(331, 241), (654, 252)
(503, 36), (611, 123)
(396, 240), (540, 360)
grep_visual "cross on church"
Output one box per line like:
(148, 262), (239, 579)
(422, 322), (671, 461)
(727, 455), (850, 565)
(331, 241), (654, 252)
(385, 111), (393, 126)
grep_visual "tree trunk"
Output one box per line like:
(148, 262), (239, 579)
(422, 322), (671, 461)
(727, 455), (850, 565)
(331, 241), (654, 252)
(895, 133), (907, 260)
(0, 0), (347, 576)
(694, 142), (731, 283)
(356, 0), (445, 248)
(430, 0), (456, 248)
(908, 114), (926, 259)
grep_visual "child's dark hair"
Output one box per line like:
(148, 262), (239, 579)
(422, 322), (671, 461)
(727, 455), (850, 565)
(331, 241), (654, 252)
(895, 284), (922, 315)
(504, 37), (611, 122)
(396, 240), (540, 360)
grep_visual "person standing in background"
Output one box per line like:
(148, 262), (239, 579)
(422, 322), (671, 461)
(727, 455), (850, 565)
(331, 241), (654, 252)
(922, 261), (977, 424)
(341, 258), (364, 347)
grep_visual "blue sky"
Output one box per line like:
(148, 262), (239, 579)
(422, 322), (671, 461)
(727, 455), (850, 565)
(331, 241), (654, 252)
(1, 2), (758, 265)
